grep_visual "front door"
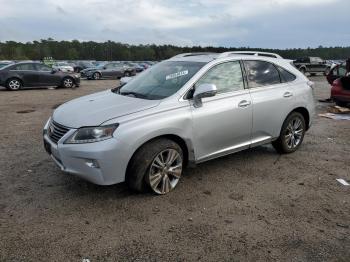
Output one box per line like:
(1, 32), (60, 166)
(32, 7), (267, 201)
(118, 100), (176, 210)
(191, 61), (252, 162)
(36, 64), (61, 86)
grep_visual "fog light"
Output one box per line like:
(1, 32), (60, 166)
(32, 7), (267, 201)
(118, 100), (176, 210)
(85, 159), (100, 168)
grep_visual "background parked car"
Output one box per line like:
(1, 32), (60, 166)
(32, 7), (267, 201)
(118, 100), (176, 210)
(330, 77), (350, 107)
(80, 62), (136, 80)
(0, 62), (80, 90)
(52, 62), (74, 72)
(294, 57), (331, 75)
(0, 61), (14, 68)
(73, 61), (96, 73)
(326, 61), (347, 84)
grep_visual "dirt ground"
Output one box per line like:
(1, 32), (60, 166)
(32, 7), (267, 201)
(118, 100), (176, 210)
(0, 76), (349, 262)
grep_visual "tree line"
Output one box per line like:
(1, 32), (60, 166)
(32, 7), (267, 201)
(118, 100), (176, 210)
(1, 39), (350, 61)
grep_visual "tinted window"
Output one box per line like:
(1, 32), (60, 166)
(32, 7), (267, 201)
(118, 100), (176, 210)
(196, 61), (244, 94)
(13, 64), (36, 70)
(105, 63), (115, 69)
(244, 60), (280, 88)
(36, 64), (51, 71)
(277, 66), (296, 83)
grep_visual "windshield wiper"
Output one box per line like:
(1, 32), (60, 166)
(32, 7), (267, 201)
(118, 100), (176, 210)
(119, 91), (148, 99)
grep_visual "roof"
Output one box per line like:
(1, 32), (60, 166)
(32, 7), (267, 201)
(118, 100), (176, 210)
(168, 51), (284, 63)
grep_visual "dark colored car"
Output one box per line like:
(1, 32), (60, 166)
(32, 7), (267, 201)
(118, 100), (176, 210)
(0, 62), (80, 91)
(294, 57), (331, 75)
(80, 62), (136, 80)
(73, 61), (95, 73)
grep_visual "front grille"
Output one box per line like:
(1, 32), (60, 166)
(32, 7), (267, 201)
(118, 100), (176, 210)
(48, 120), (70, 144)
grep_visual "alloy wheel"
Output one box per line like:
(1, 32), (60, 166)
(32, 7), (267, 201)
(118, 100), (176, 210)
(63, 78), (73, 88)
(93, 72), (100, 80)
(148, 149), (183, 194)
(8, 79), (21, 90)
(284, 117), (304, 149)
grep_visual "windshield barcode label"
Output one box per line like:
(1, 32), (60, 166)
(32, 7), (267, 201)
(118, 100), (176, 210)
(166, 70), (189, 80)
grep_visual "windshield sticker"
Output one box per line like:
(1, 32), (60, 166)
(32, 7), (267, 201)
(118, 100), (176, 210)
(166, 70), (189, 80)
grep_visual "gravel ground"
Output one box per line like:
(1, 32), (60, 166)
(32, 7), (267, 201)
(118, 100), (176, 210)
(0, 77), (349, 262)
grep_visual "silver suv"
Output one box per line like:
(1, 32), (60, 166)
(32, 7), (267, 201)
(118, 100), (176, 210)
(43, 52), (315, 195)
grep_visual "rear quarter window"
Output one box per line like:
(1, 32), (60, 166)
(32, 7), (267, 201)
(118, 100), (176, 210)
(244, 60), (281, 88)
(277, 66), (296, 83)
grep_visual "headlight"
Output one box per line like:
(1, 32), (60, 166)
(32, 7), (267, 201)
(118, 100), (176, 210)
(65, 124), (119, 144)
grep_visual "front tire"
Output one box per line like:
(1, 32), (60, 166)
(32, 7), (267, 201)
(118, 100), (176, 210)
(126, 138), (184, 194)
(92, 72), (101, 80)
(61, 77), (74, 88)
(272, 112), (306, 154)
(6, 78), (22, 91)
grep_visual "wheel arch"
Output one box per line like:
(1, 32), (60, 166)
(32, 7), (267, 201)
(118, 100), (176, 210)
(126, 134), (191, 175)
(289, 107), (310, 130)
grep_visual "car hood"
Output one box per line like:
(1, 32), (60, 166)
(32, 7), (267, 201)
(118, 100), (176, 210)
(52, 90), (160, 128)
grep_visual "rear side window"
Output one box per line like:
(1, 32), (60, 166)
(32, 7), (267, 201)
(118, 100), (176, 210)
(13, 64), (36, 70)
(196, 61), (244, 94)
(277, 66), (296, 83)
(244, 60), (280, 88)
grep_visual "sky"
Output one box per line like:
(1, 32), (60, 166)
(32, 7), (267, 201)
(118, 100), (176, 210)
(0, 0), (349, 48)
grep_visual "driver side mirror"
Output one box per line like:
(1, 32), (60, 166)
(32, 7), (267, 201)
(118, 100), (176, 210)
(193, 83), (217, 108)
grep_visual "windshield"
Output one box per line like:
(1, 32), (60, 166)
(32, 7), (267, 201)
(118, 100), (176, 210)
(118, 61), (205, 100)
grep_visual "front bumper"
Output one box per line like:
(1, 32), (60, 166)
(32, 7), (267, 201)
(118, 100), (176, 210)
(43, 122), (130, 185)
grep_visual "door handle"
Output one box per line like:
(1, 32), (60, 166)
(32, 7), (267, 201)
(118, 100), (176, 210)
(283, 92), (293, 98)
(238, 100), (251, 108)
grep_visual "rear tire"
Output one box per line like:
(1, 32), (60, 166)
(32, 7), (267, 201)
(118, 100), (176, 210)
(6, 78), (22, 91)
(126, 138), (183, 194)
(272, 112), (306, 154)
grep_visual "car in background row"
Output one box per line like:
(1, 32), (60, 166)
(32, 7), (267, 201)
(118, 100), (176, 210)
(73, 61), (96, 73)
(294, 57), (331, 76)
(0, 62), (80, 90)
(80, 62), (136, 80)
(0, 61), (14, 68)
(327, 61), (350, 106)
(52, 62), (74, 72)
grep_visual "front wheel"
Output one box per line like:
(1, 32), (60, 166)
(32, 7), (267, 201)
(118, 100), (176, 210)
(62, 77), (74, 88)
(126, 138), (184, 194)
(272, 112), (306, 154)
(92, 72), (101, 80)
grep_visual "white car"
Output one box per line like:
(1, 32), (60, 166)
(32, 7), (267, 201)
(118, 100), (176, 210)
(52, 62), (74, 72)
(43, 52), (315, 195)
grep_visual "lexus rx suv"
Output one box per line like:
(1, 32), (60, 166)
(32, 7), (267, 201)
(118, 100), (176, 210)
(43, 52), (315, 195)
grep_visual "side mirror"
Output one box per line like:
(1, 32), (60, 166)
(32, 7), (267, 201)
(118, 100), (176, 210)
(103, 66), (107, 70)
(193, 83), (217, 107)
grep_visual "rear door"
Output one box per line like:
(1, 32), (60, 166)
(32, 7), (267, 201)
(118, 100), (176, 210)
(191, 60), (253, 162)
(101, 63), (115, 78)
(10, 63), (40, 86)
(243, 60), (296, 145)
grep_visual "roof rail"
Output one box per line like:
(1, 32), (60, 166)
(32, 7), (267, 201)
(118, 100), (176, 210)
(217, 51), (283, 59)
(170, 52), (217, 59)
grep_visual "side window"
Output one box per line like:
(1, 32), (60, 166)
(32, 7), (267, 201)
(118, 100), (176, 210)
(196, 61), (244, 94)
(36, 64), (51, 71)
(13, 64), (36, 70)
(105, 64), (115, 69)
(277, 66), (296, 83)
(244, 60), (280, 88)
